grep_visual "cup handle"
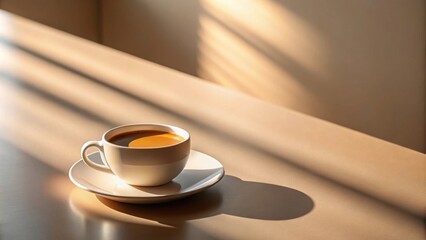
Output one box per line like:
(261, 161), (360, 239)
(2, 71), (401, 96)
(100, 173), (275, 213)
(81, 140), (112, 173)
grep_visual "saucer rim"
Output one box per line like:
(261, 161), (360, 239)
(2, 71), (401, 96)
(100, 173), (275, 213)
(68, 150), (225, 200)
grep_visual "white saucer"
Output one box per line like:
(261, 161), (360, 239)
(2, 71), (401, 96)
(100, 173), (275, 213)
(69, 150), (225, 204)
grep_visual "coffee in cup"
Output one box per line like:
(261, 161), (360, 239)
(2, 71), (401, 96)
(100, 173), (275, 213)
(109, 130), (185, 148)
(80, 123), (190, 186)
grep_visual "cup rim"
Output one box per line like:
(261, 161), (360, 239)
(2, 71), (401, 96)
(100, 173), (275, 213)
(102, 123), (190, 149)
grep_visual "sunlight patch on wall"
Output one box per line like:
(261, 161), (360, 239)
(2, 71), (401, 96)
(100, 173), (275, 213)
(197, 0), (328, 113)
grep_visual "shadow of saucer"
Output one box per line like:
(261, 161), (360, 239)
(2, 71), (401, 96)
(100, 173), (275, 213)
(94, 175), (314, 224)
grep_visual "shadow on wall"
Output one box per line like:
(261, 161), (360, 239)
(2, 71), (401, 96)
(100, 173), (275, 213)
(100, 0), (202, 76)
(0, 0), (100, 41)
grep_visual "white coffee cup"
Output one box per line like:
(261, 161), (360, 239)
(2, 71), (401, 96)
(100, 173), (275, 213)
(81, 123), (190, 186)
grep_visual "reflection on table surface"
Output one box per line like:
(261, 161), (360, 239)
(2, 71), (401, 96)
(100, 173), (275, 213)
(0, 10), (424, 240)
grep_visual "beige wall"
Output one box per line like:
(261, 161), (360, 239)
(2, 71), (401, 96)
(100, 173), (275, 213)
(101, 0), (201, 76)
(0, 0), (99, 41)
(1, 0), (425, 152)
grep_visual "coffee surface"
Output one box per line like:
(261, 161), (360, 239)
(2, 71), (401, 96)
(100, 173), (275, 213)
(110, 130), (184, 148)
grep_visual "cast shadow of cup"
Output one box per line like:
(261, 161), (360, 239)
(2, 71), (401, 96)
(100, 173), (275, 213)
(95, 175), (314, 224)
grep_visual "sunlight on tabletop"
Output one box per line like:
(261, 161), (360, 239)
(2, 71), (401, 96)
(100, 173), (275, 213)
(0, 76), (106, 172)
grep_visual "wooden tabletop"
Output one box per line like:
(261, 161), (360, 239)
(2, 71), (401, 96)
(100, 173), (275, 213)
(0, 10), (424, 240)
